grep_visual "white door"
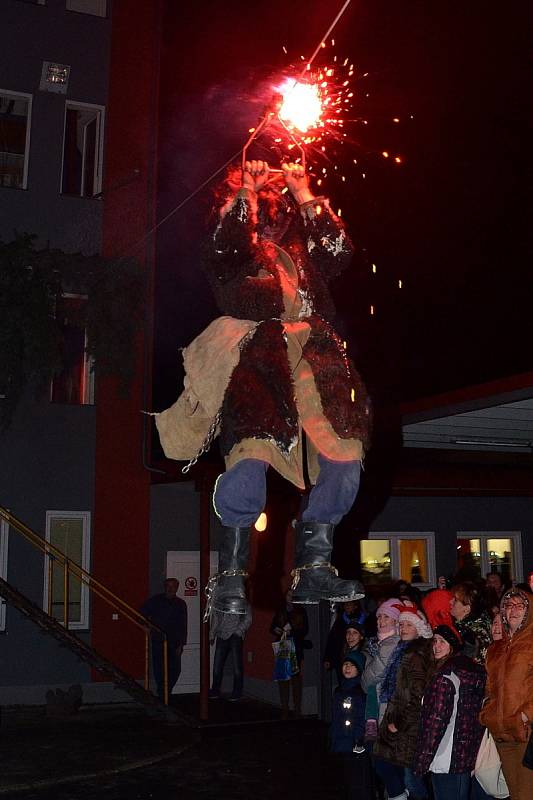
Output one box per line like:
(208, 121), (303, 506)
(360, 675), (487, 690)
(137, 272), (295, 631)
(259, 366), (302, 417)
(166, 550), (218, 694)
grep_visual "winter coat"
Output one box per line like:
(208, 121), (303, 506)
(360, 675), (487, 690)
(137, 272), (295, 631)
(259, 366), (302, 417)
(156, 187), (371, 487)
(413, 654), (486, 775)
(480, 589), (533, 743)
(374, 637), (434, 767)
(362, 633), (400, 720)
(455, 610), (492, 665)
(329, 675), (366, 753)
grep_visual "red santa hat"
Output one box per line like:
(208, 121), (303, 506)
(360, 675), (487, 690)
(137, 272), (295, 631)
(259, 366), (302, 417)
(398, 602), (433, 638)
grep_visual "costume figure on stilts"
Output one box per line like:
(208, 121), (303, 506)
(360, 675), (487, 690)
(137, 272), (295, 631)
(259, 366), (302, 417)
(155, 158), (371, 615)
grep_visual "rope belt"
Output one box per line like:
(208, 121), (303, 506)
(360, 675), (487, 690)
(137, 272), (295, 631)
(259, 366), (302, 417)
(203, 569), (249, 622)
(290, 561), (337, 590)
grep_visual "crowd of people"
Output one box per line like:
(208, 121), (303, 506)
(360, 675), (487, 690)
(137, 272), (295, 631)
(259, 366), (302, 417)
(326, 571), (533, 800)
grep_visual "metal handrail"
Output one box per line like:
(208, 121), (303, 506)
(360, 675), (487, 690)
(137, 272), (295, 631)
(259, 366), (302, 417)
(0, 505), (169, 705)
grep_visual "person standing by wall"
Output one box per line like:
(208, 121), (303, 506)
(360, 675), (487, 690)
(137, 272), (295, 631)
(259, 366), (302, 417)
(140, 578), (188, 701)
(480, 588), (533, 800)
(209, 601), (252, 701)
(271, 591), (309, 719)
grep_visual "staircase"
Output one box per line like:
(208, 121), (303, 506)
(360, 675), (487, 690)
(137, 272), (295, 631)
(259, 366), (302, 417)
(0, 576), (166, 712)
(0, 506), (187, 722)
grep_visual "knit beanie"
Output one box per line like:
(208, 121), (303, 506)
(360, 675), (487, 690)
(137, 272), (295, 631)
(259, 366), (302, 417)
(345, 622), (365, 638)
(342, 650), (365, 674)
(399, 606), (433, 638)
(433, 624), (461, 652)
(377, 598), (404, 621)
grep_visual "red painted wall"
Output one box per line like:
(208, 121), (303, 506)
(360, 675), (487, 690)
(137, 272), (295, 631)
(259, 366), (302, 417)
(91, 0), (162, 679)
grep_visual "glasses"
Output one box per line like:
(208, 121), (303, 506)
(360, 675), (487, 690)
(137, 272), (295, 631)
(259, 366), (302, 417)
(503, 602), (526, 611)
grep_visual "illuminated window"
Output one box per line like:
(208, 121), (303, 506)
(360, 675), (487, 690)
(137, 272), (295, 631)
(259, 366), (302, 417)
(50, 295), (94, 405)
(61, 102), (104, 197)
(44, 511), (90, 629)
(0, 90), (32, 189)
(66, 0), (106, 16)
(0, 517), (8, 632)
(361, 532), (435, 588)
(457, 533), (522, 584)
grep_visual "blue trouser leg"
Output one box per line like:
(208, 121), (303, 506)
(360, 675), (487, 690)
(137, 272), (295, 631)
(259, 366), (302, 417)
(373, 758), (405, 797)
(404, 767), (428, 799)
(430, 772), (471, 800)
(213, 459), (267, 528)
(214, 455), (361, 528)
(302, 455), (361, 525)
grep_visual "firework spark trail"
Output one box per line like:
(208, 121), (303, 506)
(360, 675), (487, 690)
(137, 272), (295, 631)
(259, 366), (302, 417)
(124, 1), (356, 258)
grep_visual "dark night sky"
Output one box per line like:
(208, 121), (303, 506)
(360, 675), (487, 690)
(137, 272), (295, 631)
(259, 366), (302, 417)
(153, 0), (532, 413)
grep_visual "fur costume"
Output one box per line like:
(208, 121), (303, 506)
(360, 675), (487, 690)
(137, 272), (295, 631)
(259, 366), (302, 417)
(156, 182), (371, 487)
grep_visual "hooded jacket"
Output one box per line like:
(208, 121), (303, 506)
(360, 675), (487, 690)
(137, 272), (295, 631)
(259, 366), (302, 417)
(329, 674), (366, 753)
(413, 653), (486, 775)
(480, 588), (533, 743)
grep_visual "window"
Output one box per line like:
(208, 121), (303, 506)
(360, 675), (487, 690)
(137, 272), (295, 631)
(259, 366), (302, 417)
(43, 511), (91, 629)
(50, 295), (95, 405)
(39, 62), (71, 95)
(0, 518), (8, 632)
(61, 102), (104, 197)
(361, 532), (436, 589)
(0, 90), (32, 189)
(66, 0), (106, 17)
(456, 532), (523, 584)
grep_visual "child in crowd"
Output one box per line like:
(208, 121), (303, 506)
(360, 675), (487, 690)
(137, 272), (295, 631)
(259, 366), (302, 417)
(329, 651), (373, 800)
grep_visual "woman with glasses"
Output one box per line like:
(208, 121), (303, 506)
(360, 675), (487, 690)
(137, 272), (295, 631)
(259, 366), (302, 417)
(480, 588), (533, 800)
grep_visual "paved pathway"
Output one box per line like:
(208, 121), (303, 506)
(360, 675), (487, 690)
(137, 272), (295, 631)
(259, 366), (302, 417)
(1, 704), (343, 800)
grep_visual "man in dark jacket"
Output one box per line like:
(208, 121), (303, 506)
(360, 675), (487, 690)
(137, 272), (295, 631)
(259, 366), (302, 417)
(141, 578), (187, 701)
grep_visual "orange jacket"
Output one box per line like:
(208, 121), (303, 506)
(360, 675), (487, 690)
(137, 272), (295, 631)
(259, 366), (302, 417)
(480, 590), (533, 742)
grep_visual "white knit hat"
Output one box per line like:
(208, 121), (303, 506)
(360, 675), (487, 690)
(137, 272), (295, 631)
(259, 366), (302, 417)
(399, 603), (433, 638)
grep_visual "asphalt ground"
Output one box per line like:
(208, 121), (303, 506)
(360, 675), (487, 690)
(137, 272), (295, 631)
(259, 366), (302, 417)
(0, 700), (344, 800)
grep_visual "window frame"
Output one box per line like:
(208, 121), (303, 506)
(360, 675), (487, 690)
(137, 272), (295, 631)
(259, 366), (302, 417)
(364, 531), (436, 590)
(0, 518), (9, 632)
(43, 510), (91, 630)
(60, 100), (105, 197)
(456, 531), (523, 583)
(0, 88), (33, 190)
(66, 0), (107, 16)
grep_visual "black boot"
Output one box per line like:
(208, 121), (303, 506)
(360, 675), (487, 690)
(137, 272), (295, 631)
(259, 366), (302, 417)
(205, 526), (250, 617)
(291, 521), (365, 604)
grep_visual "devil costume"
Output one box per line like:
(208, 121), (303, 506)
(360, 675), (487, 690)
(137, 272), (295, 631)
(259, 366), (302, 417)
(156, 181), (371, 614)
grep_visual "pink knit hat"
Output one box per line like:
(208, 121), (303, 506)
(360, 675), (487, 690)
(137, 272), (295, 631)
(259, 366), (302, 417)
(399, 604), (433, 638)
(377, 598), (404, 621)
